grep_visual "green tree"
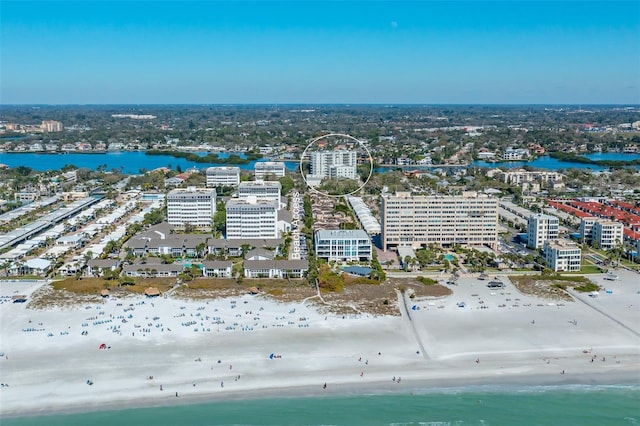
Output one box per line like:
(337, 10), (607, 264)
(213, 202), (226, 237)
(279, 176), (295, 195)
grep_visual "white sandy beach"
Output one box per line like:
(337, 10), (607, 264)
(1, 271), (639, 417)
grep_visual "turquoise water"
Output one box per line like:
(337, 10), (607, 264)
(444, 254), (455, 261)
(3, 386), (639, 426)
(0, 152), (298, 174)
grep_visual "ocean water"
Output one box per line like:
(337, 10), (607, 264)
(3, 385), (639, 426)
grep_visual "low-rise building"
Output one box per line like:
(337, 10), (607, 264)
(543, 239), (581, 272)
(314, 229), (372, 261)
(243, 259), (308, 279)
(122, 262), (184, 278)
(56, 234), (87, 248)
(503, 147), (530, 160)
(86, 259), (120, 277)
(202, 261), (233, 278)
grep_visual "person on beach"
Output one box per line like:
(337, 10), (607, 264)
(160, 385), (163, 390)
(323, 383), (327, 389)
(176, 392), (178, 397)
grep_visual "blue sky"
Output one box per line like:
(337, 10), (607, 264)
(1, 1), (639, 104)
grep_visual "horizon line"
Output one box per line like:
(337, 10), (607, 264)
(1, 103), (639, 107)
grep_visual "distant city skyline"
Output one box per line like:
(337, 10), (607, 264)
(1, 1), (639, 105)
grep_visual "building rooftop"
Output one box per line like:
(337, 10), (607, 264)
(315, 229), (370, 239)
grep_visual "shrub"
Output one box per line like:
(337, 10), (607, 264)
(417, 276), (437, 286)
(574, 283), (600, 292)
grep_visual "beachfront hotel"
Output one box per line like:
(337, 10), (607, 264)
(238, 180), (281, 200)
(254, 161), (286, 180)
(526, 213), (560, 249)
(314, 229), (372, 261)
(380, 192), (498, 251)
(206, 166), (240, 187)
(543, 239), (582, 272)
(310, 150), (357, 180)
(225, 197), (279, 239)
(166, 187), (216, 230)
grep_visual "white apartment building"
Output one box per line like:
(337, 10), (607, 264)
(500, 170), (563, 185)
(544, 239), (581, 272)
(526, 213), (559, 249)
(310, 150), (357, 180)
(167, 187), (216, 230)
(41, 120), (63, 132)
(580, 217), (624, 249)
(206, 167), (240, 187)
(226, 197), (279, 239)
(254, 162), (286, 180)
(238, 180), (281, 200)
(592, 220), (624, 249)
(503, 147), (530, 160)
(381, 192), (498, 251)
(329, 165), (358, 180)
(314, 229), (372, 261)
(579, 217), (598, 243)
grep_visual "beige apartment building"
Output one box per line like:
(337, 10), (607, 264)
(381, 192), (498, 251)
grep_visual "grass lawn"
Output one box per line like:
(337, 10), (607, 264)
(579, 263), (603, 274)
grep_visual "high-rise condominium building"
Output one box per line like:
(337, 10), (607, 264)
(254, 162), (286, 180)
(225, 197), (279, 239)
(41, 120), (63, 132)
(167, 187), (216, 230)
(206, 167), (240, 187)
(310, 150), (357, 179)
(526, 213), (559, 249)
(238, 180), (281, 200)
(381, 192), (498, 251)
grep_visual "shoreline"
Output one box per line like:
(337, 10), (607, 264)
(3, 370), (639, 420)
